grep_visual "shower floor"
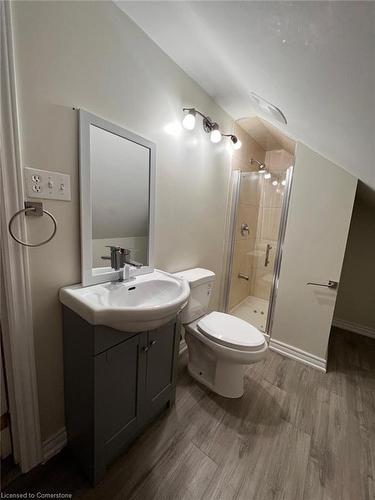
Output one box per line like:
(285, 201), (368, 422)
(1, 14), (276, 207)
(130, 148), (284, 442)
(230, 295), (269, 332)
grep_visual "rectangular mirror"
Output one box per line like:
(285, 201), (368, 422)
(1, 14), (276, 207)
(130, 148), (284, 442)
(79, 110), (155, 286)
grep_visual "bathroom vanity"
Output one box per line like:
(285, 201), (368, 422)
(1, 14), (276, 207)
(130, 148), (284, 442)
(61, 112), (189, 483)
(63, 306), (180, 484)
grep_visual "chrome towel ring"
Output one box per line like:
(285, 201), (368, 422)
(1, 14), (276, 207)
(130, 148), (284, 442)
(8, 201), (57, 247)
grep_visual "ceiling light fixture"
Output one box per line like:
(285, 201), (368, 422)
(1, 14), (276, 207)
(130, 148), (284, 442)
(281, 179), (286, 186)
(272, 179), (279, 186)
(264, 172), (271, 180)
(182, 107), (240, 148)
(249, 92), (287, 125)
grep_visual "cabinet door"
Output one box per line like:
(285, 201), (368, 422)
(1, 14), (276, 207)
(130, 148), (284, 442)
(95, 334), (141, 466)
(144, 321), (178, 419)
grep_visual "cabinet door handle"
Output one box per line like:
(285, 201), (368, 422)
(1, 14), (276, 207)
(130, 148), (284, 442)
(142, 345), (149, 352)
(149, 340), (156, 347)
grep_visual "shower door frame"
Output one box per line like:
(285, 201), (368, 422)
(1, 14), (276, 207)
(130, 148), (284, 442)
(223, 166), (294, 338)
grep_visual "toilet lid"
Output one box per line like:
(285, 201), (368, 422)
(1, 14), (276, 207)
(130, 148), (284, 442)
(197, 311), (265, 351)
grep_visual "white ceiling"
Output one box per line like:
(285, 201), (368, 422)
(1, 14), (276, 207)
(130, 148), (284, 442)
(117, 1), (375, 190)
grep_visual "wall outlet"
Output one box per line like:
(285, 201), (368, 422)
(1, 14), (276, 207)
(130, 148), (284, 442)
(24, 167), (71, 201)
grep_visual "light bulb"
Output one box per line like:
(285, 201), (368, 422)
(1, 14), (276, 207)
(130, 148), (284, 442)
(210, 126), (222, 143)
(264, 172), (271, 179)
(281, 179), (286, 186)
(182, 110), (196, 130)
(272, 180), (278, 186)
(230, 136), (242, 150)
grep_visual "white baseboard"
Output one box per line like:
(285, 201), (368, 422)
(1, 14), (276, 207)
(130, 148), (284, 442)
(266, 336), (327, 372)
(42, 427), (67, 463)
(333, 318), (375, 339)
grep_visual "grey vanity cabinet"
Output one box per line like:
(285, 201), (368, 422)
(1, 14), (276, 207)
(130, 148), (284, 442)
(62, 306), (179, 485)
(143, 321), (178, 419)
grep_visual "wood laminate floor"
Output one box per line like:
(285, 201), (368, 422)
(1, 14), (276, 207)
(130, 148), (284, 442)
(3, 327), (375, 499)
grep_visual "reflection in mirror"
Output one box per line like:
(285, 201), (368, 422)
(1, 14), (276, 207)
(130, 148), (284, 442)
(90, 125), (150, 270)
(79, 110), (155, 286)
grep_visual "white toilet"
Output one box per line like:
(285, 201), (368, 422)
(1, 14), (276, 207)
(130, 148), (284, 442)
(175, 268), (267, 398)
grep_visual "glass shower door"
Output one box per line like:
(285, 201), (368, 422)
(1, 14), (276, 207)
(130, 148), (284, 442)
(225, 166), (293, 335)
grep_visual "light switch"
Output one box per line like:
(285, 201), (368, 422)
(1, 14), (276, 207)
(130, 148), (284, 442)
(24, 167), (71, 201)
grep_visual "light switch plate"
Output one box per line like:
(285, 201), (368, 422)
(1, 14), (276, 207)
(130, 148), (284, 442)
(24, 167), (71, 201)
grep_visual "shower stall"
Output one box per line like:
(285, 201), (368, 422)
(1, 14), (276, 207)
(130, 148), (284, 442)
(224, 149), (294, 335)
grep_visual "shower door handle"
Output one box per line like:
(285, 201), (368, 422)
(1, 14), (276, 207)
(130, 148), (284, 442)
(264, 244), (272, 267)
(306, 280), (338, 289)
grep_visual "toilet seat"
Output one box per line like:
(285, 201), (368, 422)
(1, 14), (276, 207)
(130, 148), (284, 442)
(197, 311), (265, 352)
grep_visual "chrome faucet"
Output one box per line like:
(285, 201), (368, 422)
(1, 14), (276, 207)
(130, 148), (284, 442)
(101, 246), (130, 270)
(101, 246), (143, 274)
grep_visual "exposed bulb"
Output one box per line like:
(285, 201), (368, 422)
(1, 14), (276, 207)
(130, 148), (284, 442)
(264, 172), (271, 179)
(281, 179), (286, 186)
(272, 180), (278, 186)
(231, 136), (242, 150)
(182, 110), (196, 130)
(210, 125), (222, 143)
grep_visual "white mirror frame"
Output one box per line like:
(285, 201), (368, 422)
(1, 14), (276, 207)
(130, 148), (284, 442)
(79, 110), (156, 286)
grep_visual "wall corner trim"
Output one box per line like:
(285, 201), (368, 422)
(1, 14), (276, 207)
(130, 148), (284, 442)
(333, 318), (375, 340)
(42, 428), (67, 463)
(266, 336), (327, 372)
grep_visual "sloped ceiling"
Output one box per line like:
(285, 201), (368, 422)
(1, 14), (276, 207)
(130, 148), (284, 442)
(116, 1), (375, 190)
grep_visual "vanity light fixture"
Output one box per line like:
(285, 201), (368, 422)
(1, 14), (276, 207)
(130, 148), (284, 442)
(182, 107), (241, 148)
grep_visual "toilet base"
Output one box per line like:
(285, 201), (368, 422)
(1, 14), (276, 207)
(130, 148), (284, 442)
(188, 361), (244, 398)
(185, 327), (267, 398)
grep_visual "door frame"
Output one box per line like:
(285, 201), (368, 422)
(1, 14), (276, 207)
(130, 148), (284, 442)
(0, 0), (42, 472)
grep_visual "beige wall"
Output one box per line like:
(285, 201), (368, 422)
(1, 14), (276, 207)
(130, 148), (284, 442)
(334, 197), (375, 330)
(12, 1), (233, 441)
(231, 124), (265, 173)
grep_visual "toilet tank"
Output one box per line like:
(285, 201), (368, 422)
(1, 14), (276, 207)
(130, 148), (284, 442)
(173, 268), (216, 324)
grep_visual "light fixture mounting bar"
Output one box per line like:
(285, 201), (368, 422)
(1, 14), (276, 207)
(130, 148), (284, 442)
(182, 107), (241, 148)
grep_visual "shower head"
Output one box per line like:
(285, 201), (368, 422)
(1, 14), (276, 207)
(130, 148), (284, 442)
(250, 158), (266, 173)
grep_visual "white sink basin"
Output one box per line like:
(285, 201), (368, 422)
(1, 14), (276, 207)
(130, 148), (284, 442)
(59, 270), (190, 332)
